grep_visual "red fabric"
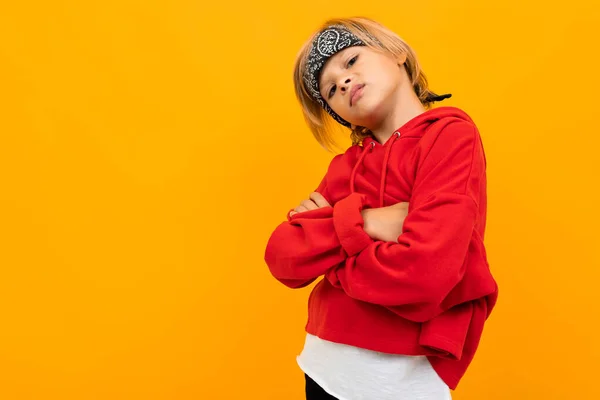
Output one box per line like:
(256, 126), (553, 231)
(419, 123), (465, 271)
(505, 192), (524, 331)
(264, 106), (498, 390)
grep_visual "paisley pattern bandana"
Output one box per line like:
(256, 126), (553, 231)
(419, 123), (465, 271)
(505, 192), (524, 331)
(303, 25), (365, 127)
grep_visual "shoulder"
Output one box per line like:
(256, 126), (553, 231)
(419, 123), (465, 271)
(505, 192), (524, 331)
(326, 144), (363, 171)
(420, 117), (480, 159)
(413, 113), (485, 174)
(315, 144), (362, 196)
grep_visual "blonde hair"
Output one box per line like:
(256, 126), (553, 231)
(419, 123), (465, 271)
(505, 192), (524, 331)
(293, 17), (445, 152)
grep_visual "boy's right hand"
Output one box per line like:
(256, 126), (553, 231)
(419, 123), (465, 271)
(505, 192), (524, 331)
(361, 202), (409, 243)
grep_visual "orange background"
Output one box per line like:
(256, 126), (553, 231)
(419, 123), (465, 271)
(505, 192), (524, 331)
(1, 1), (599, 399)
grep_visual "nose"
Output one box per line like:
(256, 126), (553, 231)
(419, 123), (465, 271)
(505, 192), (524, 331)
(339, 77), (352, 93)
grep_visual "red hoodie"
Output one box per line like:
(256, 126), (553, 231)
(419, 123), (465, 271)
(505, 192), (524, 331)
(264, 106), (498, 390)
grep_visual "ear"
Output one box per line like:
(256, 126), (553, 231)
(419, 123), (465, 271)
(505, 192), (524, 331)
(397, 52), (407, 65)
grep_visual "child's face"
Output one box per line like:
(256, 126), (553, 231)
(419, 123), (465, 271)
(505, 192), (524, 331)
(318, 46), (406, 129)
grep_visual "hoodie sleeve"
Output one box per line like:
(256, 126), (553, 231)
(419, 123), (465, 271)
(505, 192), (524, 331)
(324, 121), (486, 322)
(264, 168), (372, 289)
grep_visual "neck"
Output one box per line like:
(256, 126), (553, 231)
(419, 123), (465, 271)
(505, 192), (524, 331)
(369, 73), (426, 145)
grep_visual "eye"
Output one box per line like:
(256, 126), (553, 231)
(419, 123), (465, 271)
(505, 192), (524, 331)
(347, 55), (358, 67)
(328, 84), (336, 99)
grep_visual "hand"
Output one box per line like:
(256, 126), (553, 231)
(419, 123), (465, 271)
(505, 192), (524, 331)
(361, 202), (409, 243)
(289, 192), (331, 217)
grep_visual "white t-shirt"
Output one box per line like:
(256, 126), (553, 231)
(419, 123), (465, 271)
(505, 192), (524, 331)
(297, 333), (452, 400)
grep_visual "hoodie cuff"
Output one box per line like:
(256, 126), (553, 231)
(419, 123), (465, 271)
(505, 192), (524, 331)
(333, 193), (373, 256)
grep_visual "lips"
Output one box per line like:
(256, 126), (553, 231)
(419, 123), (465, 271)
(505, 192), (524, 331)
(350, 84), (365, 106)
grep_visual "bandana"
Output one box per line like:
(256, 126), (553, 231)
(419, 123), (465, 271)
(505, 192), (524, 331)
(303, 25), (364, 127)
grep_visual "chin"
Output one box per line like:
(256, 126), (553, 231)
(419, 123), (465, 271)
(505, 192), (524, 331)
(350, 103), (385, 127)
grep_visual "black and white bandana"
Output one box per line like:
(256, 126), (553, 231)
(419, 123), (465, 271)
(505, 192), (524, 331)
(303, 25), (365, 127)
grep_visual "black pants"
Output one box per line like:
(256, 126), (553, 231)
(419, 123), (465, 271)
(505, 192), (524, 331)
(305, 374), (339, 400)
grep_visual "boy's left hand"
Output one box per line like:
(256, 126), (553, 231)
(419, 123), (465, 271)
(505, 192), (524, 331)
(289, 192), (331, 217)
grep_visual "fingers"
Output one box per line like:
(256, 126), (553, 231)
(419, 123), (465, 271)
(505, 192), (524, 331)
(289, 192), (331, 218)
(310, 192), (331, 208)
(300, 200), (319, 210)
(289, 205), (308, 218)
(292, 201), (316, 215)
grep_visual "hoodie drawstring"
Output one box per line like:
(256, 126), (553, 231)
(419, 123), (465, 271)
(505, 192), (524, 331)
(350, 141), (374, 193)
(379, 131), (401, 207)
(349, 131), (401, 207)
